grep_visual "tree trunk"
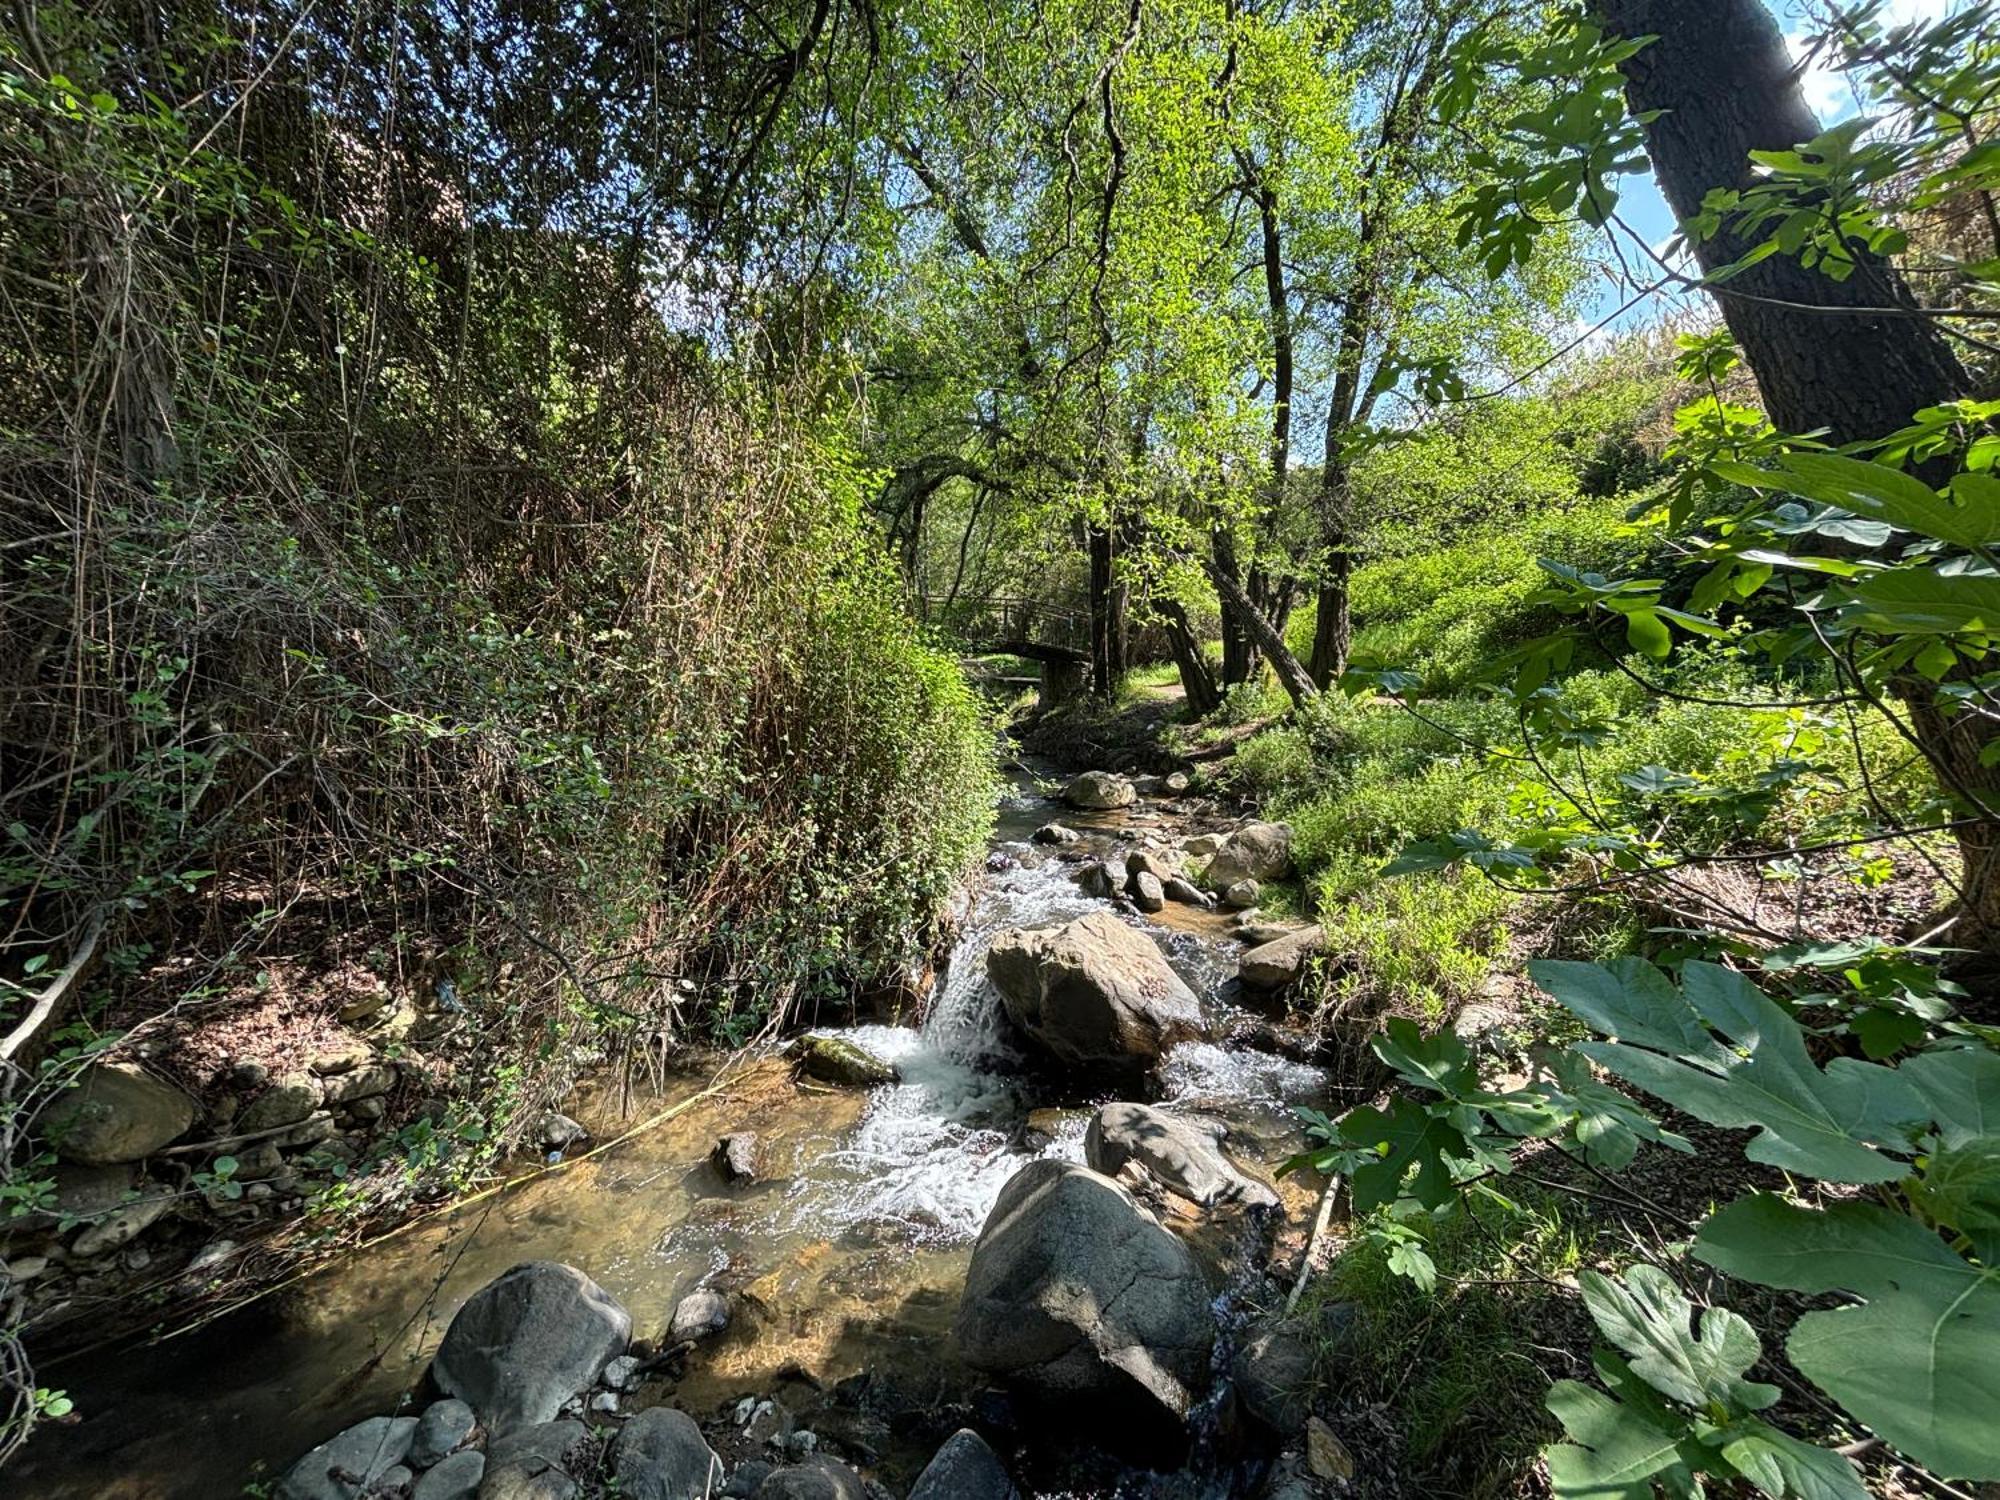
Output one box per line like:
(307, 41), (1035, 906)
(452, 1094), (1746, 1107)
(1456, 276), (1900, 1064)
(1213, 530), (1255, 686)
(1208, 559), (1319, 708)
(1306, 459), (1355, 688)
(1595, 0), (1969, 445)
(1159, 599), (1222, 716)
(1087, 522), (1128, 695)
(1597, 0), (1997, 945)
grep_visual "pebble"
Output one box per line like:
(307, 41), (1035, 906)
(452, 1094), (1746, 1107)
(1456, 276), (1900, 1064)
(601, 1354), (644, 1392)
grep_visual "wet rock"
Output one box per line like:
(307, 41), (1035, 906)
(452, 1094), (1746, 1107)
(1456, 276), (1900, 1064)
(670, 1286), (731, 1344)
(538, 1112), (587, 1151)
(322, 1063), (397, 1105)
(753, 1456), (868, 1499)
(985, 912), (1202, 1072)
(712, 1132), (759, 1183)
(1232, 1319), (1316, 1436)
(1221, 879), (1261, 910)
(908, 1429), (1018, 1500)
(277, 1415), (417, 1500)
(790, 1035), (899, 1088)
(411, 1398), (477, 1468)
(611, 1407), (722, 1499)
(412, 1450), (485, 1500)
(1062, 771), (1137, 810)
(1128, 871), (1166, 913)
(70, 1186), (171, 1256)
(1073, 860), (1123, 899)
(1162, 876), (1213, 909)
(955, 1160), (1214, 1434)
(239, 1071), (325, 1133)
(1083, 1103), (1279, 1212)
(1238, 927), (1326, 991)
(431, 1262), (630, 1433)
(1032, 822), (1082, 845)
(39, 1062), (196, 1165)
(483, 1419), (590, 1497)
(1203, 822), (1295, 889)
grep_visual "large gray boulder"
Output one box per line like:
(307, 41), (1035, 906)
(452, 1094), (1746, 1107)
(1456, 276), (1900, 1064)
(908, 1429), (1018, 1500)
(1202, 822), (1294, 890)
(278, 1416), (417, 1500)
(955, 1161), (1215, 1430)
(480, 1420), (590, 1499)
(39, 1062), (195, 1165)
(1232, 1318), (1317, 1436)
(413, 1450), (486, 1500)
(611, 1407), (723, 1500)
(1083, 1103), (1279, 1212)
(985, 912), (1201, 1072)
(753, 1456), (869, 1498)
(410, 1398), (477, 1468)
(1237, 927), (1325, 991)
(1062, 771), (1137, 810)
(432, 1263), (630, 1433)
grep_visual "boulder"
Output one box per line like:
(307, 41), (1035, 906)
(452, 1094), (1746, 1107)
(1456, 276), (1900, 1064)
(908, 1429), (1018, 1500)
(1162, 877), (1213, 909)
(1125, 849), (1180, 882)
(309, 1039), (374, 1076)
(538, 1112), (587, 1151)
(712, 1132), (759, 1183)
(611, 1407), (723, 1500)
(278, 1416), (417, 1500)
(1203, 823), (1294, 889)
(790, 1035), (899, 1088)
(481, 1420), (590, 1498)
(1072, 860), (1123, 899)
(1182, 833), (1225, 859)
(70, 1187), (172, 1256)
(985, 913), (1201, 1072)
(323, 1063), (398, 1105)
(1236, 920), (1303, 947)
(39, 1063), (195, 1165)
(1083, 1103), (1279, 1212)
(1032, 822), (1082, 845)
(413, 1451), (485, 1500)
(1221, 880), (1261, 910)
(1128, 871), (1166, 913)
(1062, 771), (1137, 810)
(669, 1286), (730, 1344)
(1238, 927), (1326, 991)
(238, 1071), (325, 1133)
(431, 1263), (630, 1433)
(1231, 1318), (1317, 1436)
(1162, 772), (1192, 795)
(753, 1457), (868, 1499)
(955, 1161), (1214, 1432)
(410, 1398), (476, 1468)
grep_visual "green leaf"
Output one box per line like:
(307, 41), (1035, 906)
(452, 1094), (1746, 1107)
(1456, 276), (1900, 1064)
(1528, 958), (1724, 1060)
(1580, 1264), (1779, 1412)
(1695, 1194), (2000, 1480)
(1908, 1136), (2000, 1243)
(1763, 453), (2000, 551)
(1338, 1095), (1468, 1213)
(1567, 962), (1927, 1184)
(1900, 1048), (2000, 1145)
(1716, 1418), (1869, 1500)
(1534, 1050), (1693, 1172)
(1545, 1353), (1706, 1500)
(1372, 1016), (1478, 1096)
(1625, 608), (1672, 658)
(1847, 568), (2000, 636)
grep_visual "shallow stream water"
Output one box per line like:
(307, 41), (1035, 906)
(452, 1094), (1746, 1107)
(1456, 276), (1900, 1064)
(14, 768), (1333, 1498)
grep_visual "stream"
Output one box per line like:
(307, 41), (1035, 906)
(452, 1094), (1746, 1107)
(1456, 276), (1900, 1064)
(13, 767), (1333, 1499)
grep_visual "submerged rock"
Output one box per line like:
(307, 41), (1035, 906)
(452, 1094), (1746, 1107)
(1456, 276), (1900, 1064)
(277, 1415), (416, 1500)
(985, 912), (1202, 1072)
(430, 1262), (630, 1433)
(1238, 927), (1325, 991)
(1032, 821), (1082, 845)
(1062, 771), (1137, 810)
(610, 1407), (723, 1500)
(1083, 1102), (1279, 1212)
(669, 1286), (731, 1344)
(908, 1428), (1019, 1500)
(790, 1034), (899, 1088)
(955, 1160), (1214, 1435)
(39, 1062), (196, 1165)
(1203, 822), (1294, 889)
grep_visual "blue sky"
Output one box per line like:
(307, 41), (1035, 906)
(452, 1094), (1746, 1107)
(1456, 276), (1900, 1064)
(1589, 0), (1954, 329)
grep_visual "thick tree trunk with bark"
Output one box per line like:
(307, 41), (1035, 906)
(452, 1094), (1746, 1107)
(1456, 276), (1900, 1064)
(1597, 0), (1997, 946)
(1087, 522), (1129, 695)
(1596, 0), (1969, 445)
(1208, 559), (1319, 707)
(1159, 599), (1222, 716)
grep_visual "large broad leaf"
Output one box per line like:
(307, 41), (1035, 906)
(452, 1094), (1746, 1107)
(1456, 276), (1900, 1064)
(1847, 568), (2000, 636)
(1546, 1353), (1707, 1500)
(1695, 1194), (2000, 1480)
(1529, 957), (1728, 1062)
(1900, 1047), (2000, 1145)
(1533, 1050), (1693, 1172)
(1715, 1418), (1870, 1500)
(1548, 961), (1928, 1184)
(1720, 452), (2000, 550)
(1372, 1015), (1479, 1096)
(1338, 1095), (1466, 1213)
(1580, 1265), (1779, 1412)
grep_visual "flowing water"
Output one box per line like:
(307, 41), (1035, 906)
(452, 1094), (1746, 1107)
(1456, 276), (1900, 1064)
(13, 769), (1332, 1498)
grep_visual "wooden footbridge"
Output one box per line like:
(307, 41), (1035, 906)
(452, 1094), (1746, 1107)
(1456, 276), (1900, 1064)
(917, 594), (1091, 664)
